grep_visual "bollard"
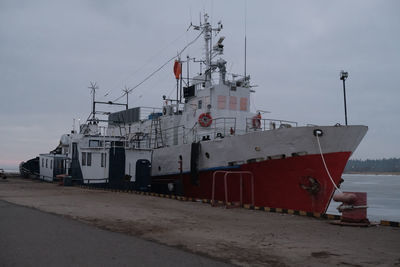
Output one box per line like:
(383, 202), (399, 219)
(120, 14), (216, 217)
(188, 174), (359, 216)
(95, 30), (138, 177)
(332, 192), (370, 226)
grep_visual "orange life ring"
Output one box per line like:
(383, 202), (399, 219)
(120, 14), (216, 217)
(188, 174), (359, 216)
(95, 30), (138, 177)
(198, 113), (213, 127)
(252, 113), (261, 128)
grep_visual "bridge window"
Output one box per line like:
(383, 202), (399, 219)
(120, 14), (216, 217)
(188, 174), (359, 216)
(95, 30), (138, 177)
(240, 97), (248, 111)
(229, 96), (237, 110)
(217, 95), (226, 109)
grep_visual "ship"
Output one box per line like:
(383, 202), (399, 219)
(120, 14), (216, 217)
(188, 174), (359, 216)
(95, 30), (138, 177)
(23, 14), (367, 214)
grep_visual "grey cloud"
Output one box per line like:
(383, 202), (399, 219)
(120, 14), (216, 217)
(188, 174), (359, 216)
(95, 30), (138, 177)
(1, 0), (399, 168)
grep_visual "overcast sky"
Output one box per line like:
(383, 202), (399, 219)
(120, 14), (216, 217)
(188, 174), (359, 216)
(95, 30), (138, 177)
(1, 0), (399, 169)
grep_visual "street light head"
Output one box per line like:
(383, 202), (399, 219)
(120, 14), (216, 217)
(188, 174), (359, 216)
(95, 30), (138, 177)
(340, 70), (348, 81)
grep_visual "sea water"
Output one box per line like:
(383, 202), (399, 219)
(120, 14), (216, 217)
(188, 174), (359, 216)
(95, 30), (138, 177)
(3, 169), (18, 173)
(326, 174), (400, 222)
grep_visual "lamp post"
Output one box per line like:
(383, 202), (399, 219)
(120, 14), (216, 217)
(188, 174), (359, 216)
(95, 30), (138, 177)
(340, 70), (349, 126)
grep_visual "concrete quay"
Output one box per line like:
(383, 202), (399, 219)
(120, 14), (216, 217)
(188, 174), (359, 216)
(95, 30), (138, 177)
(1, 177), (399, 266)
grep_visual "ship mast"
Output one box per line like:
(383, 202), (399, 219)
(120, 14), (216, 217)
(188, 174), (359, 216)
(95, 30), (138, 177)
(192, 13), (223, 87)
(88, 82), (98, 121)
(204, 14), (211, 84)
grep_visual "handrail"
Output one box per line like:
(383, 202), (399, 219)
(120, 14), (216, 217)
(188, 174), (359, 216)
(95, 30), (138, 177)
(211, 117), (236, 138)
(160, 125), (186, 146)
(246, 117), (298, 133)
(211, 170), (255, 208)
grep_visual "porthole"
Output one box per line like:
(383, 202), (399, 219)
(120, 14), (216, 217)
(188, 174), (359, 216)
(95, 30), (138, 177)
(205, 152), (210, 159)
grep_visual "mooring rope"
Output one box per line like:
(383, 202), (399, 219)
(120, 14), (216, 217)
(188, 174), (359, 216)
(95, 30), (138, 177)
(316, 134), (343, 193)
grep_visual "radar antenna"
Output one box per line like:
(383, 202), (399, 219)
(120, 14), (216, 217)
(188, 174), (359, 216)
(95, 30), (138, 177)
(88, 82), (98, 120)
(244, 0), (247, 81)
(191, 13), (223, 86)
(122, 86), (131, 110)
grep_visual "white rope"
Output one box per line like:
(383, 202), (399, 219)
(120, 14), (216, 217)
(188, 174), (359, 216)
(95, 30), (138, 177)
(316, 134), (342, 193)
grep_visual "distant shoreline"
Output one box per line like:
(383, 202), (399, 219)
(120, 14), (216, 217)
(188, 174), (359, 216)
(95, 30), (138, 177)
(344, 171), (400, 175)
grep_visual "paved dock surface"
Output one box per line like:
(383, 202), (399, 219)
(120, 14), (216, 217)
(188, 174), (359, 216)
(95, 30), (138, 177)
(0, 200), (230, 267)
(1, 177), (400, 266)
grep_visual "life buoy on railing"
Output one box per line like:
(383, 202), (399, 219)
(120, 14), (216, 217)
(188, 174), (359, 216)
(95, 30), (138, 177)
(252, 113), (262, 128)
(198, 113), (213, 127)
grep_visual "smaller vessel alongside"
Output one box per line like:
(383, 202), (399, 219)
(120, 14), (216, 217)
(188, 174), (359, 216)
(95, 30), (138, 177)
(19, 157), (39, 178)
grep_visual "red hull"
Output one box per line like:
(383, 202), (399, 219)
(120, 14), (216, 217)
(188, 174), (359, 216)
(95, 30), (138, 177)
(152, 152), (351, 213)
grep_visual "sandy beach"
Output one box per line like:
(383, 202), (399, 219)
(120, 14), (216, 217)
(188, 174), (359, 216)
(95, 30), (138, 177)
(1, 177), (399, 266)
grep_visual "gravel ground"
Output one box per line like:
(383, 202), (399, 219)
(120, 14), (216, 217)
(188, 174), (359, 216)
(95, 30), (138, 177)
(0, 200), (231, 267)
(1, 177), (399, 266)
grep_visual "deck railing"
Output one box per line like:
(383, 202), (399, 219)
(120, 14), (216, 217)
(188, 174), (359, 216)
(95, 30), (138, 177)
(211, 117), (236, 139)
(245, 118), (298, 133)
